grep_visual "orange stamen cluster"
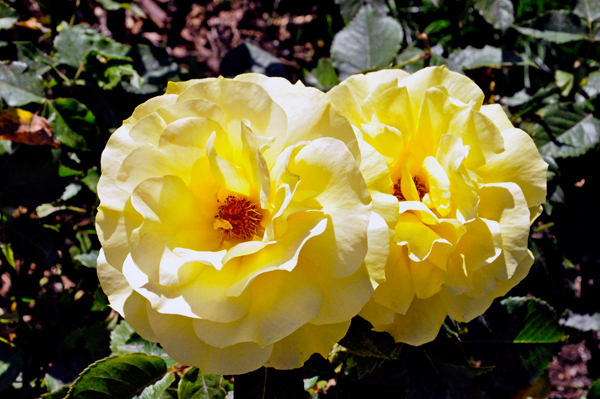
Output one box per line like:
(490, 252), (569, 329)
(215, 195), (262, 239)
(413, 176), (428, 200)
(393, 180), (406, 201)
(393, 177), (428, 202)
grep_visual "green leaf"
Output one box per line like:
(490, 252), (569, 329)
(73, 250), (99, 268)
(97, 0), (145, 17)
(0, 343), (22, 392)
(41, 386), (71, 399)
(555, 70), (574, 96)
(339, 317), (402, 360)
(219, 42), (290, 80)
(14, 41), (58, 77)
(501, 89), (531, 106)
(515, 11), (589, 43)
(43, 373), (67, 393)
(310, 58), (339, 90)
(538, 114), (600, 158)
(0, 1), (18, 30)
(91, 287), (110, 312)
(303, 376), (318, 391)
(397, 45), (463, 74)
(110, 320), (137, 354)
(590, 380), (600, 399)
(582, 70), (600, 98)
(110, 320), (177, 368)
(122, 44), (179, 95)
(448, 45), (528, 70)
(0, 62), (45, 107)
(331, 4), (403, 79)
(82, 167), (100, 194)
(515, 0), (569, 21)
(101, 64), (141, 90)
(474, 0), (515, 31)
(65, 353), (168, 399)
(35, 203), (67, 218)
(177, 367), (225, 399)
(468, 297), (566, 390)
(135, 373), (175, 399)
(54, 22), (130, 69)
(423, 19), (451, 35)
(559, 310), (600, 331)
(498, 297), (566, 343)
(61, 182), (82, 201)
(44, 98), (100, 150)
(334, 0), (388, 23)
(573, 0), (600, 23)
(0, 139), (12, 155)
(0, 243), (15, 269)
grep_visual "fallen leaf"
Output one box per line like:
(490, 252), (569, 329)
(0, 108), (59, 148)
(16, 17), (50, 32)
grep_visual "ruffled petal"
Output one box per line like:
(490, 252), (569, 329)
(265, 321), (351, 369)
(176, 77), (288, 164)
(235, 74), (360, 163)
(394, 212), (452, 269)
(357, 139), (398, 227)
(398, 66), (484, 119)
(476, 128), (548, 208)
(129, 94), (179, 126)
(373, 294), (448, 346)
(225, 215), (328, 297)
(97, 250), (158, 342)
(370, 244), (415, 315)
(289, 138), (371, 278)
(374, 86), (415, 141)
(363, 212), (391, 287)
(308, 263), (373, 325)
(359, 299), (396, 326)
(480, 104), (513, 131)
(436, 134), (479, 222)
(193, 270), (321, 348)
(122, 254), (250, 323)
(147, 308), (273, 375)
(442, 251), (534, 322)
(207, 131), (250, 196)
(156, 117), (224, 182)
(478, 183), (530, 279)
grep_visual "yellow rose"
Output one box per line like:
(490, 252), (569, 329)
(96, 74), (386, 374)
(328, 66), (547, 345)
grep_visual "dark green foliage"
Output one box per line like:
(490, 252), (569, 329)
(54, 22), (130, 70)
(110, 320), (176, 368)
(331, 4), (403, 78)
(1, 0), (599, 397)
(0, 62), (45, 106)
(234, 368), (305, 399)
(178, 368), (225, 399)
(467, 297), (566, 390)
(44, 98), (100, 150)
(64, 353), (167, 399)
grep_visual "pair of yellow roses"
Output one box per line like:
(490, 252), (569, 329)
(96, 67), (547, 374)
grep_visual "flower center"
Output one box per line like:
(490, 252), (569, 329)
(214, 195), (262, 239)
(393, 177), (428, 202)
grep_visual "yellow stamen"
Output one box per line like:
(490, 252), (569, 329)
(214, 195), (262, 239)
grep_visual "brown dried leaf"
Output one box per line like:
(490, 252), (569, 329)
(0, 108), (59, 148)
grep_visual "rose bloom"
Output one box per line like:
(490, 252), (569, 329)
(328, 66), (547, 345)
(96, 74), (388, 374)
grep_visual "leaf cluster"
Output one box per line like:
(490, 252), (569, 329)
(1, 0), (600, 398)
